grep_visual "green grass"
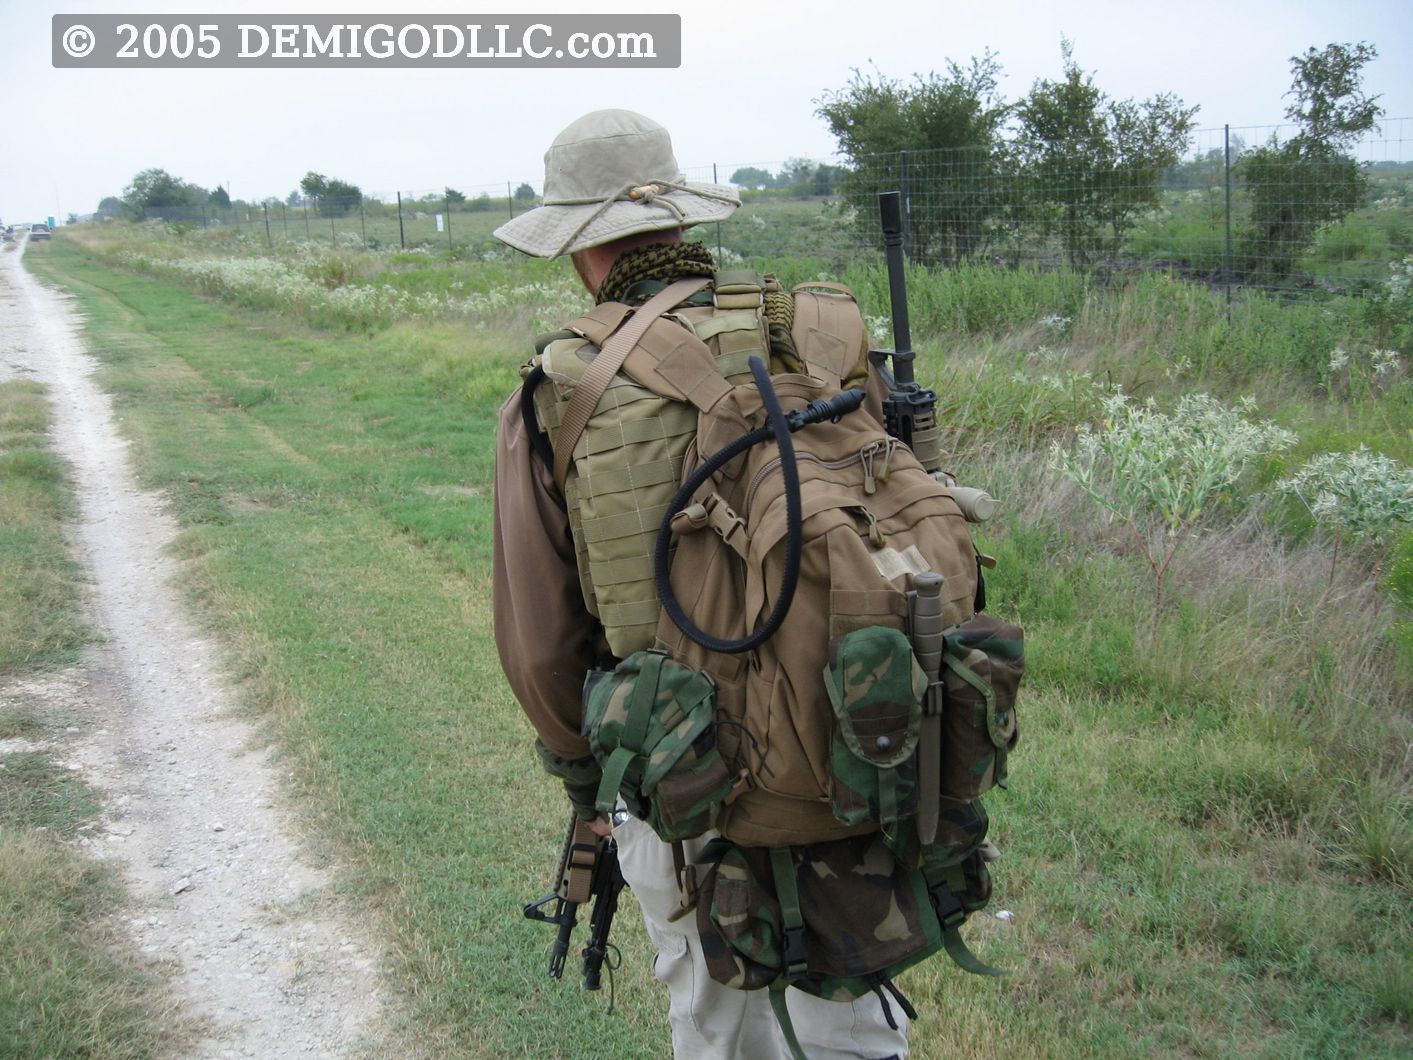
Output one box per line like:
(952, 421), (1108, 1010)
(0, 382), (88, 671)
(0, 752), (99, 836)
(0, 829), (189, 1059)
(24, 230), (1413, 1058)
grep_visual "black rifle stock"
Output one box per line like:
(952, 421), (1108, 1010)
(869, 190), (943, 474)
(523, 813), (625, 990)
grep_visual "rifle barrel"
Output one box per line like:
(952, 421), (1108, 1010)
(879, 191), (914, 385)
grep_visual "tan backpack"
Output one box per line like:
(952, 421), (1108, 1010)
(525, 273), (986, 847)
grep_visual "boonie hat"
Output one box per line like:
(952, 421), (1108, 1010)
(494, 109), (740, 258)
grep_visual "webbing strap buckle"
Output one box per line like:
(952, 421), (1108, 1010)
(783, 925), (809, 979)
(930, 880), (967, 932)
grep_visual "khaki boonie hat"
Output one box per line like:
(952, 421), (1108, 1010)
(494, 109), (740, 258)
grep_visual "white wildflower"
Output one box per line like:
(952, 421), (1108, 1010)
(1370, 349), (1401, 376)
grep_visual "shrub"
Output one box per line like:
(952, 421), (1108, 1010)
(1051, 391), (1296, 609)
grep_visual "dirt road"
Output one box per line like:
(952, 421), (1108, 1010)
(0, 240), (391, 1058)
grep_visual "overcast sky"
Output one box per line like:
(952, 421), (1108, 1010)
(1, 0), (1409, 223)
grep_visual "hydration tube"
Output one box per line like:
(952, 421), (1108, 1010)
(654, 357), (865, 654)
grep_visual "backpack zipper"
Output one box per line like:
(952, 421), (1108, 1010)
(745, 450), (859, 514)
(745, 440), (903, 514)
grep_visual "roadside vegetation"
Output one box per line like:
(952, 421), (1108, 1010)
(0, 380), (185, 1058)
(24, 214), (1410, 1058)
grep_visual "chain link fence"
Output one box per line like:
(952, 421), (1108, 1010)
(131, 119), (1410, 300)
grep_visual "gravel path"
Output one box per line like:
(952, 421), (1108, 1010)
(0, 239), (392, 1058)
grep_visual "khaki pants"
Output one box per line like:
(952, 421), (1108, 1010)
(615, 814), (910, 1060)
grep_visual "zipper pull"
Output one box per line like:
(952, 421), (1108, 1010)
(860, 443), (878, 495)
(878, 437), (897, 485)
(852, 506), (887, 548)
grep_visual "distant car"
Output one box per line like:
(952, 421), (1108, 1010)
(29, 223), (51, 240)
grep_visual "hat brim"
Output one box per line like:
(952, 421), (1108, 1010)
(493, 182), (739, 258)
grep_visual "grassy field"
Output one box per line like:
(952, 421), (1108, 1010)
(0, 380), (187, 1058)
(22, 226), (1412, 1058)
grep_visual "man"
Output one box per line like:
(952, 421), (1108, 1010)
(492, 109), (909, 1059)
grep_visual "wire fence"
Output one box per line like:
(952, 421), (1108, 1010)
(131, 119), (1411, 301)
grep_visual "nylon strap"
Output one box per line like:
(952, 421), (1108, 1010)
(768, 984), (809, 1060)
(563, 817), (599, 904)
(931, 878), (1008, 976)
(623, 651), (663, 752)
(595, 746), (635, 814)
(667, 838), (696, 922)
(943, 927), (1006, 977)
(770, 848), (808, 980)
(879, 761), (898, 824)
(553, 277), (710, 490)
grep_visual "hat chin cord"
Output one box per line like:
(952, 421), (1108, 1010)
(542, 179), (739, 258)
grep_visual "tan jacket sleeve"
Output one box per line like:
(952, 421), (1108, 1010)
(492, 386), (597, 761)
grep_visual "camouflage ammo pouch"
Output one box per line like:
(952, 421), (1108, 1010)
(583, 649), (734, 842)
(693, 800), (1000, 1010)
(940, 615), (1025, 800)
(823, 626), (926, 827)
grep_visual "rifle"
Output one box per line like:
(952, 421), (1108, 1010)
(868, 191), (996, 526)
(523, 813), (625, 992)
(869, 190), (942, 475)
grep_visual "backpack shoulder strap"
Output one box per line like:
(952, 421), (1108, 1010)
(552, 277), (710, 490)
(790, 282), (868, 389)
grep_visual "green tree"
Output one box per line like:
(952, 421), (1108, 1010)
(730, 166), (774, 190)
(208, 185), (231, 208)
(1239, 42), (1382, 281)
(470, 192), (491, 212)
(445, 187), (466, 205)
(514, 183), (536, 202)
(301, 172), (362, 216)
(811, 163), (845, 196)
(777, 158), (819, 195)
(121, 168), (205, 217)
(1014, 40), (1197, 266)
(816, 54), (1010, 265)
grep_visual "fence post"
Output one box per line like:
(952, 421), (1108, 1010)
(1224, 124), (1233, 323)
(713, 163), (724, 261)
(397, 191), (406, 249)
(507, 182), (515, 219)
(264, 203), (272, 248)
(281, 203), (288, 237)
(900, 150), (912, 263)
(445, 189), (453, 250)
(360, 195), (367, 246)
(303, 199), (311, 239)
(329, 200), (336, 243)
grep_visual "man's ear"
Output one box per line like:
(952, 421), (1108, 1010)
(570, 249), (598, 295)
